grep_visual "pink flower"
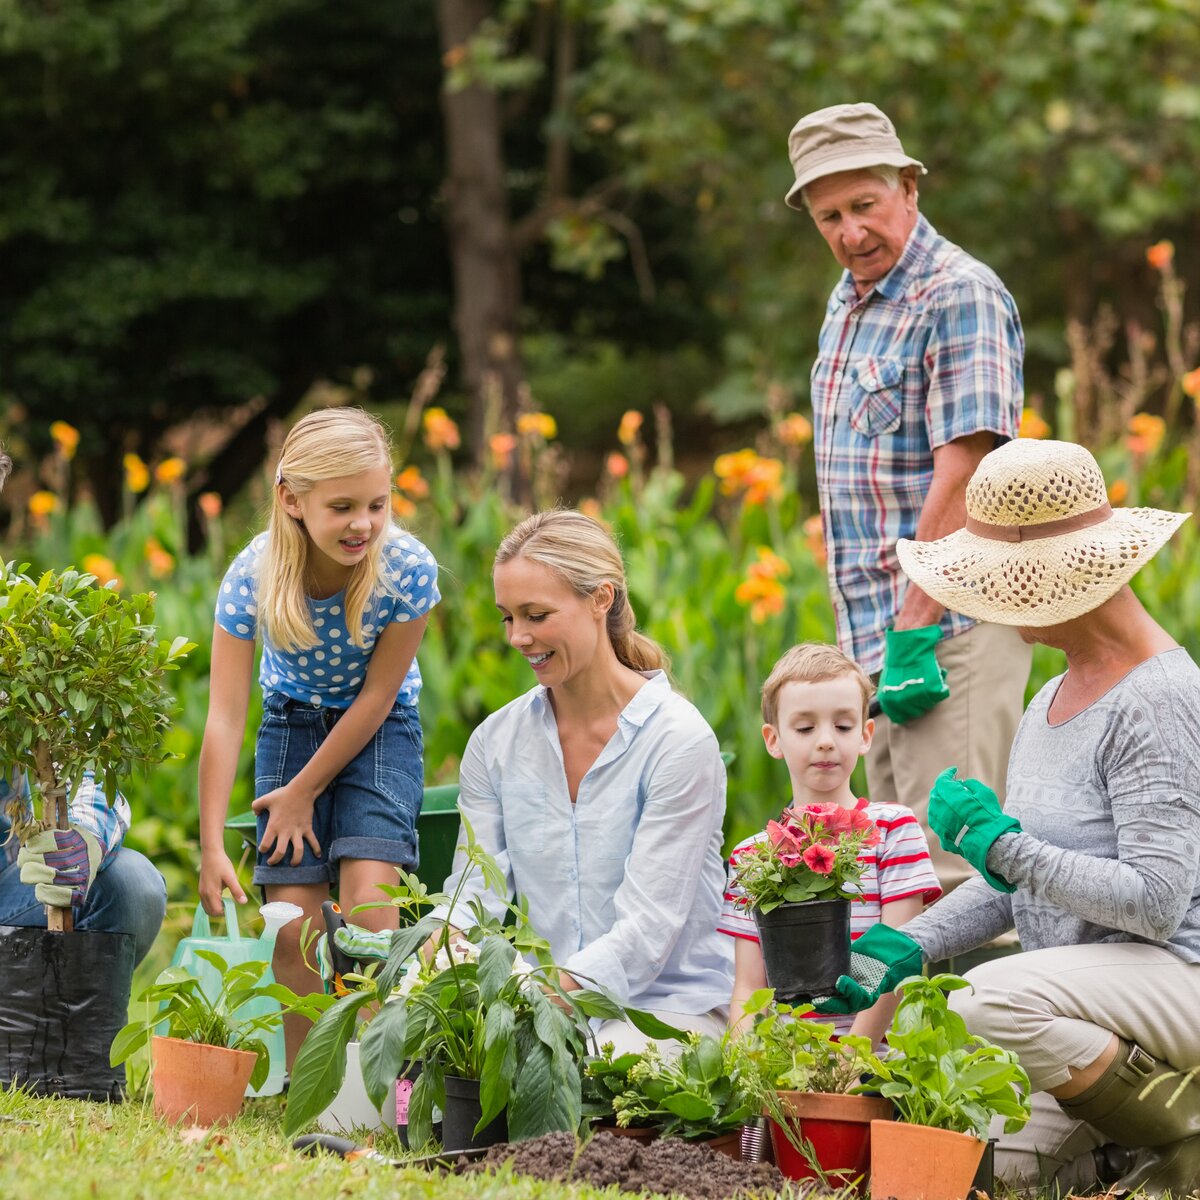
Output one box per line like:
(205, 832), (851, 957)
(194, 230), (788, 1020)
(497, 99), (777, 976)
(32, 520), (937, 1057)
(802, 844), (836, 875)
(777, 851), (803, 868)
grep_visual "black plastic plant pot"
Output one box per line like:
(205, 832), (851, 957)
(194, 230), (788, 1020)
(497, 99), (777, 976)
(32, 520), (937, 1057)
(441, 1073), (509, 1153)
(969, 1136), (998, 1200)
(753, 898), (850, 1002)
(0, 926), (136, 1100)
(396, 1059), (443, 1149)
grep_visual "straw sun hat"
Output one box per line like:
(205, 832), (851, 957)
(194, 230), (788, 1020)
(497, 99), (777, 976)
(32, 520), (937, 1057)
(896, 438), (1190, 627)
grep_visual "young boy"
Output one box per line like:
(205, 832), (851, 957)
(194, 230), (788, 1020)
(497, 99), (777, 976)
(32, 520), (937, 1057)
(719, 643), (941, 1045)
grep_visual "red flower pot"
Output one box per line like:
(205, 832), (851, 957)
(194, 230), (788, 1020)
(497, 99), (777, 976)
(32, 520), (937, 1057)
(769, 1090), (894, 1190)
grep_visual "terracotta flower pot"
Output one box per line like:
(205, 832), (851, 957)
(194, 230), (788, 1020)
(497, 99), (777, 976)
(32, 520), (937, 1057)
(694, 1130), (742, 1160)
(769, 1091), (894, 1189)
(869, 1119), (987, 1200)
(151, 1036), (257, 1126)
(592, 1122), (660, 1141)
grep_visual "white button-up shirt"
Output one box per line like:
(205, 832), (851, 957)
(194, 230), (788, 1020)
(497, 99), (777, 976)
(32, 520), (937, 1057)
(432, 670), (733, 1013)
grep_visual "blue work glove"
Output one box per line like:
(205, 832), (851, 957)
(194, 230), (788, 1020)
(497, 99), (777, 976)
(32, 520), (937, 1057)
(811, 924), (925, 1015)
(877, 626), (950, 724)
(17, 827), (103, 908)
(928, 767), (1022, 893)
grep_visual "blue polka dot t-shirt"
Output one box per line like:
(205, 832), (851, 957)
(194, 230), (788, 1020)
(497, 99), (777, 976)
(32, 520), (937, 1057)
(215, 527), (440, 709)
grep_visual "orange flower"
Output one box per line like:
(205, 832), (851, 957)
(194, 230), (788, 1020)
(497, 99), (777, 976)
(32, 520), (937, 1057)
(735, 574), (786, 624)
(1107, 479), (1130, 506)
(144, 536), (175, 579)
(777, 413), (813, 447)
(154, 456), (186, 485)
(198, 492), (222, 519)
(395, 465), (430, 499)
(28, 490), (59, 517)
(743, 457), (785, 506)
(606, 452), (629, 479)
(391, 493), (416, 519)
(617, 410), (644, 446)
(422, 407), (461, 452)
(1126, 412), (1166, 457)
(803, 513), (827, 567)
(1018, 408), (1051, 439)
(488, 433), (517, 472)
(1182, 368), (1200, 400)
(50, 420), (80, 459)
(82, 554), (121, 589)
(714, 448), (759, 494)
(124, 453), (150, 494)
(747, 546), (791, 582)
(579, 497), (603, 520)
(517, 412), (557, 440)
(1146, 241), (1175, 272)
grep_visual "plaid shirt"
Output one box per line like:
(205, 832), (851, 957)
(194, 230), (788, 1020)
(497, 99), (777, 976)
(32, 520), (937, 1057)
(0, 770), (129, 872)
(810, 214), (1023, 674)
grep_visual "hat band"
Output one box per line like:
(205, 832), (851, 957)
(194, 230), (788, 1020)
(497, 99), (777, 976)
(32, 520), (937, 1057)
(965, 502), (1113, 543)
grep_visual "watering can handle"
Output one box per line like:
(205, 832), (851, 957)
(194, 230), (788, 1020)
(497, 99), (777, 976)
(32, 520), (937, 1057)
(223, 896), (241, 940)
(190, 904), (212, 939)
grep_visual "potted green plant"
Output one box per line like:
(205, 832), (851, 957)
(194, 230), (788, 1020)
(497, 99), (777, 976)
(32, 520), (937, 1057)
(737, 988), (891, 1187)
(581, 1044), (662, 1140)
(858, 973), (1032, 1200)
(109, 949), (318, 1126)
(729, 801), (880, 999)
(0, 564), (192, 1098)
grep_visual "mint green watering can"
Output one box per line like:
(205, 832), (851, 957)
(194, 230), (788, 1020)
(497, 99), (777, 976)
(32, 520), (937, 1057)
(168, 898), (301, 1097)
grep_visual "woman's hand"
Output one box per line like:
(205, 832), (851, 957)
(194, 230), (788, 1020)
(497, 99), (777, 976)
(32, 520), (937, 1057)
(198, 849), (247, 915)
(252, 782), (320, 865)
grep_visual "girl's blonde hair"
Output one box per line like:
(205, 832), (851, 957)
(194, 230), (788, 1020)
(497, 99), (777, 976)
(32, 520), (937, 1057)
(494, 509), (667, 673)
(260, 408), (393, 653)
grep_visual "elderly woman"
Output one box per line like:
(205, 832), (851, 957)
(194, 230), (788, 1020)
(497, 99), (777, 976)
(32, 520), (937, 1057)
(431, 509), (733, 1048)
(819, 438), (1200, 1197)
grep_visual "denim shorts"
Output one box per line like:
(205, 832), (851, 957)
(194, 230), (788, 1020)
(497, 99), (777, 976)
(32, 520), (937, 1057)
(252, 691), (424, 886)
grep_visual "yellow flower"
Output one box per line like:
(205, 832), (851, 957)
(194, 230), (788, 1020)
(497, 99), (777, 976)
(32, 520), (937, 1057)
(606, 452), (629, 479)
(488, 434), (517, 472)
(743, 457), (785, 506)
(422, 407), (461, 452)
(713, 448), (759, 494)
(1107, 479), (1130, 507)
(144, 536), (175, 579)
(1018, 409), (1051, 439)
(198, 492), (222, 519)
(517, 412), (557, 440)
(777, 413), (813, 447)
(1126, 412), (1166, 458)
(395, 465), (430, 498)
(82, 554), (121, 588)
(617, 410), (643, 446)
(154, 457), (186, 485)
(1146, 241), (1175, 272)
(28, 490), (59, 517)
(50, 420), (80, 459)
(124, 453), (150, 494)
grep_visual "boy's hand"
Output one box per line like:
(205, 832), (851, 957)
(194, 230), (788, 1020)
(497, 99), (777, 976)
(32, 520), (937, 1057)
(877, 625), (949, 724)
(811, 925), (924, 1014)
(252, 782), (320, 865)
(928, 767), (1021, 892)
(198, 850), (248, 916)
(17, 827), (102, 907)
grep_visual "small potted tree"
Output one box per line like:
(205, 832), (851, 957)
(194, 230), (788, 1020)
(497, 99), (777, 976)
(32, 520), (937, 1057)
(859, 973), (1032, 1200)
(729, 801), (880, 999)
(0, 564), (192, 1098)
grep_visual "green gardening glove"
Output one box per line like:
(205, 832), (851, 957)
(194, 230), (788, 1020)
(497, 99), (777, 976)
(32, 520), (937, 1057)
(811, 924), (925, 1015)
(928, 767), (1022, 893)
(877, 625), (950, 724)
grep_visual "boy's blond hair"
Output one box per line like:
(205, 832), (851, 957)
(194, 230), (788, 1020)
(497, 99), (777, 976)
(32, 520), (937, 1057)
(761, 642), (874, 726)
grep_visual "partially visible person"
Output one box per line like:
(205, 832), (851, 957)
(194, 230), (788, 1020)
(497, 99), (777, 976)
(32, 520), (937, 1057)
(0, 442), (165, 963)
(816, 439), (1199, 1197)
(784, 101), (1030, 892)
(431, 510), (733, 1052)
(197, 408), (439, 1064)
(719, 643), (940, 1046)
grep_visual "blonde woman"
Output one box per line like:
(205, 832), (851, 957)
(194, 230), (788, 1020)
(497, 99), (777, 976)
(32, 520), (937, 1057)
(430, 510), (733, 1049)
(197, 408), (439, 1062)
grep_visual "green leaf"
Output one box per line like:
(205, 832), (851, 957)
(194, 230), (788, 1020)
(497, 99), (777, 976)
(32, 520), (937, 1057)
(282, 990), (372, 1137)
(660, 1091), (717, 1121)
(624, 1007), (690, 1043)
(359, 1000), (409, 1112)
(476, 934), (516, 1003)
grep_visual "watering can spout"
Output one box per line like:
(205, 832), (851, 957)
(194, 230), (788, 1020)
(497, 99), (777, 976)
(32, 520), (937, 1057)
(258, 901), (304, 958)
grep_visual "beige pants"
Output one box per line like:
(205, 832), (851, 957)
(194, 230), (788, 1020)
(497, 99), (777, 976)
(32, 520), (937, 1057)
(952, 942), (1200, 1188)
(594, 1006), (727, 1056)
(866, 622), (1032, 895)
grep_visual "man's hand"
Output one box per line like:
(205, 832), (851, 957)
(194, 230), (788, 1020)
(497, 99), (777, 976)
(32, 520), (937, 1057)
(877, 625), (950, 723)
(252, 782), (320, 866)
(928, 767), (1021, 892)
(18, 827), (102, 908)
(811, 924), (924, 1014)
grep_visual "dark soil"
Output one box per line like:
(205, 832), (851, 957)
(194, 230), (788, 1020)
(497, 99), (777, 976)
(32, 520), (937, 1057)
(463, 1130), (789, 1199)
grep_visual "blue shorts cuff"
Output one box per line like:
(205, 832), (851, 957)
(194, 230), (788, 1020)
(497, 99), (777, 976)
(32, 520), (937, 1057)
(330, 836), (417, 869)
(253, 862), (335, 886)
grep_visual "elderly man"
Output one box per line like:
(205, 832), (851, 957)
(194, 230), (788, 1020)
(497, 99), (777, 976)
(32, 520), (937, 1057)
(786, 102), (1031, 894)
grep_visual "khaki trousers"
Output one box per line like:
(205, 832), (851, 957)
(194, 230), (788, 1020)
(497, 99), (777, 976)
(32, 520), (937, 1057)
(866, 622), (1032, 895)
(594, 1006), (727, 1056)
(952, 942), (1200, 1189)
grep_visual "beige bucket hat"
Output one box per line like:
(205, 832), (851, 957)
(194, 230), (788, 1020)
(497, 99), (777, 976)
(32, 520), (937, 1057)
(785, 102), (926, 210)
(896, 438), (1190, 627)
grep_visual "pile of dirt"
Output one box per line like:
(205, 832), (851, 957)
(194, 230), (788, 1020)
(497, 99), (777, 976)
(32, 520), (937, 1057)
(464, 1130), (788, 1199)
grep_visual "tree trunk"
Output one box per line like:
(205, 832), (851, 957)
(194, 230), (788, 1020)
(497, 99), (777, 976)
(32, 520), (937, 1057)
(436, 0), (526, 454)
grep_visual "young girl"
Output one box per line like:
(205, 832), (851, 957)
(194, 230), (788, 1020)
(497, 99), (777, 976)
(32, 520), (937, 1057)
(197, 408), (439, 1062)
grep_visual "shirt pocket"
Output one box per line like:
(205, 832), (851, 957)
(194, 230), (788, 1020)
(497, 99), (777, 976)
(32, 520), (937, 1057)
(576, 785), (641, 861)
(848, 356), (904, 438)
(501, 782), (548, 855)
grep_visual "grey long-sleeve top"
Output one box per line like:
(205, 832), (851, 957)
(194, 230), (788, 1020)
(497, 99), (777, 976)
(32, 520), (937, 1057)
(904, 648), (1200, 965)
